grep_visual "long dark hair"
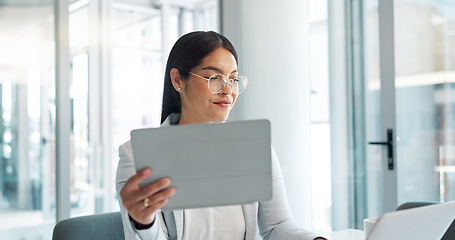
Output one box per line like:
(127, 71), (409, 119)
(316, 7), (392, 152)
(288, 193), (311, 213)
(160, 31), (238, 124)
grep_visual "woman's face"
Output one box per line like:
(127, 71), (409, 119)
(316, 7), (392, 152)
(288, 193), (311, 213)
(176, 47), (238, 124)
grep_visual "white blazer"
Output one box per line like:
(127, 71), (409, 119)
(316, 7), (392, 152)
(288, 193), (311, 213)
(115, 114), (323, 240)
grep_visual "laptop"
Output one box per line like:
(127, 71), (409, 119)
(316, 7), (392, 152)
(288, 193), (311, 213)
(130, 119), (273, 210)
(366, 201), (455, 240)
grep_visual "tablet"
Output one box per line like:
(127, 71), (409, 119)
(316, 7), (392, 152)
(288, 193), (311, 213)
(131, 119), (272, 210)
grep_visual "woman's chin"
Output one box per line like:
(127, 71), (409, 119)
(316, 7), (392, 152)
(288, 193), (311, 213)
(211, 113), (230, 123)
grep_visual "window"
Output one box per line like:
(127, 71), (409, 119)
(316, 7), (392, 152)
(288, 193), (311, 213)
(0, 0), (218, 238)
(309, 0), (331, 232)
(0, 3), (56, 239)
(108, 0), (218, 211)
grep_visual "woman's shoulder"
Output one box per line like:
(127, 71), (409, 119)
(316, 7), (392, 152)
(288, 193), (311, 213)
(119, 139), (133, 155)
(120, 138), (132, 147)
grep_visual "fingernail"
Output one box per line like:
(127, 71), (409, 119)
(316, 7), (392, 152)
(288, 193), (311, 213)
(163, 178), (171, 185)
(142, 168), (151, 175)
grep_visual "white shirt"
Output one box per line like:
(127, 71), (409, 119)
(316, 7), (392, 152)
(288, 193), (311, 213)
(182, 205), (245, 240)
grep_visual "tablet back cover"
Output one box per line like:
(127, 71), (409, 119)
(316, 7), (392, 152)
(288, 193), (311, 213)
(131, 119), (272, 210)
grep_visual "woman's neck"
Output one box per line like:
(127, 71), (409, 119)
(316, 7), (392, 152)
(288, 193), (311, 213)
(178, 112), (213, 125)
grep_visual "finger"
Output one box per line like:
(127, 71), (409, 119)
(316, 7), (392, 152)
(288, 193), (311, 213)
(120, 169), (152, 207)
(123, 177), (172, 206)
(144, 198), (169, 214)
(126, 188), (175, 225)
(133, 178), (173, 204)
(134, 199), (168, 224)
(146, 187), (176, 206)
(133, 191), (172, 221)
(150, 198), (169, 210)
(124, 168), (151, 190)
(140, 178), (172, 197)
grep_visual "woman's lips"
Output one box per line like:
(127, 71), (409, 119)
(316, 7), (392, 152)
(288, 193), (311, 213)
(214, 101), (231, 108)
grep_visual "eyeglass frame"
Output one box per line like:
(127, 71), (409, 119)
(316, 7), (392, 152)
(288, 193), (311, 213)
(188, 72), (248, 94)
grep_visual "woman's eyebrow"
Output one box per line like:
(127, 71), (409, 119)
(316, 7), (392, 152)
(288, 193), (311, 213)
(201, 66), (238, 74)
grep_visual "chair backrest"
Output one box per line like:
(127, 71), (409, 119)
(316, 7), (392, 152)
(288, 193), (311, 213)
(52, 212), (124, 240)
(396, 202), (454, 240)
(396, 201), (436, 211)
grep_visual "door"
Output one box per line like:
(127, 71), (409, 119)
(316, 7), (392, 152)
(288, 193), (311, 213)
(363, 0), (455, 219)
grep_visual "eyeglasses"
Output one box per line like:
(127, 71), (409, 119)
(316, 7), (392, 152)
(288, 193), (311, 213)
(188, 72), (248, 94)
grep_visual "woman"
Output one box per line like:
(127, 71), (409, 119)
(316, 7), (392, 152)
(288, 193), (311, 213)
(116, 31), (326, 240)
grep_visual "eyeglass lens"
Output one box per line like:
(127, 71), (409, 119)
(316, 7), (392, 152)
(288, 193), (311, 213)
(208, 74), (246, 94)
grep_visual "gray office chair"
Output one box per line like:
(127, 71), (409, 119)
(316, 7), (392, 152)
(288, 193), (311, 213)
(52, 212), (124, 240)
(396, 202), (454, 240)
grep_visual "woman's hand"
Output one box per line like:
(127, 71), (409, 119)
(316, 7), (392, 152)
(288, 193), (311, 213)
(120, 168), (176, 227)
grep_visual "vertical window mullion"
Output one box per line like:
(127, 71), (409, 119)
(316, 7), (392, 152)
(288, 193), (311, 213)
(55, 0), (72, 221)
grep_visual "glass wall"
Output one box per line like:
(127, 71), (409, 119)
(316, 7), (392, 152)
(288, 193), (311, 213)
(111, 2), (163, 153)
(361, 0), (455, 224)
(69, 0), (94, 217)
(109, 0), (218, 211)
(328, 0), (455, 229)
(0, 2), (56, 239)
(0, 0), (218, 239)
(309, 0), (331, 232)
(393, 0), (455, 205)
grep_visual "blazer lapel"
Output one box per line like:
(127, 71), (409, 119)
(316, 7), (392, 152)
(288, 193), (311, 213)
(161, 210), (183, 240)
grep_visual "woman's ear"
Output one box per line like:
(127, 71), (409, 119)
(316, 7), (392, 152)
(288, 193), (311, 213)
(170, 68), (183, 92)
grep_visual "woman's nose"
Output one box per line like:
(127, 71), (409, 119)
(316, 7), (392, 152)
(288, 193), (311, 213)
(220, 79), (233, 95)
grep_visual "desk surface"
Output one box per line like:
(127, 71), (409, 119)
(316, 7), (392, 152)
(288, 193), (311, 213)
(322, 229), (364, 240)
